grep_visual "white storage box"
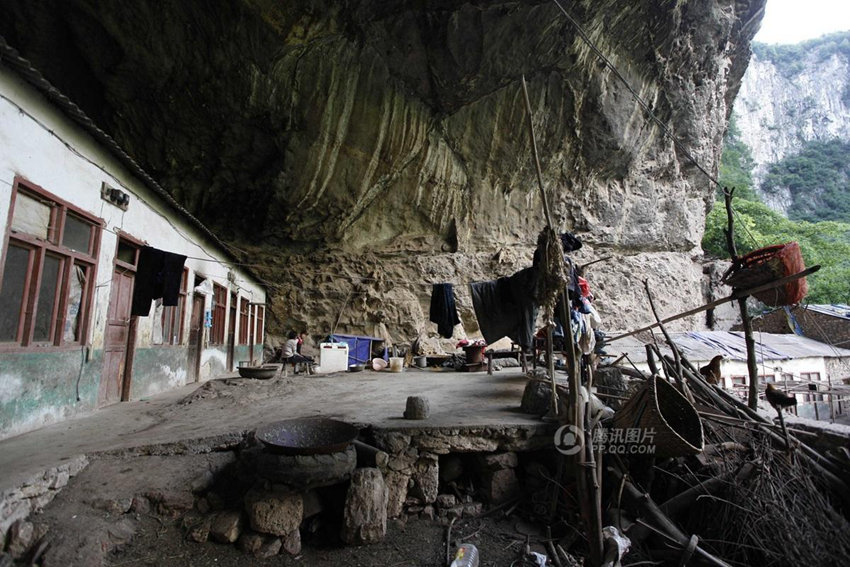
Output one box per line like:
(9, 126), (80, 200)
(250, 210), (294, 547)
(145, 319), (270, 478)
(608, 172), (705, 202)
(315, 342), (349, 374)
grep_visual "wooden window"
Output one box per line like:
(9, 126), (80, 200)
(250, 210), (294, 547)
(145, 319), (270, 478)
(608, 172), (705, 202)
(153, 268), (187, 345)
(210, 283), (227, 345)
(255, 305), (264, 346)
(800, 372), (821, 382)
(760, 374), (776, 383)
(731, 375), (746, 386)
(238, 297), (250, 345)
(0, 178), (100, 349)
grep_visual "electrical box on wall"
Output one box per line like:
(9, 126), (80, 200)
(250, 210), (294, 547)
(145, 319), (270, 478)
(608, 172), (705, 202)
(101, 182), (130, 210)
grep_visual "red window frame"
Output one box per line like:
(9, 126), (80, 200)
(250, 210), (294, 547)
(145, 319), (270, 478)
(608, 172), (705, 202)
(210, 283), (227, 345)
(254, 304), (264, 346)
(0, 177), (101, 350)
(238, 296), (250, 345)
(158, 268), (188, 345)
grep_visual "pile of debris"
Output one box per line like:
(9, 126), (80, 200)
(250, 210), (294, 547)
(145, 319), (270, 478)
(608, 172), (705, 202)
(543, 332), (850, 567)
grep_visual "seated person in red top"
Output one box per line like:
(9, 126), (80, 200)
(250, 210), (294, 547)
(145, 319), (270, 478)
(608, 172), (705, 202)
(282, 330), (314, 371)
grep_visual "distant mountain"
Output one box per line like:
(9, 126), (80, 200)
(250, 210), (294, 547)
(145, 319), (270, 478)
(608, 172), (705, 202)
(732, 32), (850, 219)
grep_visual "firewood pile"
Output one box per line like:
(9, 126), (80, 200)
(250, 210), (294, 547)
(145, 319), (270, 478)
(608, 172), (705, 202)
(590, 335), (850, 567)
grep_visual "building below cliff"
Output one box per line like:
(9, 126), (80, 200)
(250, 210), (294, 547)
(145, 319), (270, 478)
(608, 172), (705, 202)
(0, 40), (267, 440)
(615, 329), (850, 421)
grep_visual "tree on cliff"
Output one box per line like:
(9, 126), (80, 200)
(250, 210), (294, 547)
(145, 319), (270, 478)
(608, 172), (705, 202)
(704, 123), (850, 304)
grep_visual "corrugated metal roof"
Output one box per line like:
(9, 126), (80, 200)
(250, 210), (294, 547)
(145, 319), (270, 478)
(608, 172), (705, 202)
(0, 35), (262, 287)
(803, 304), (850, 319)
(607, 331), (850, 364)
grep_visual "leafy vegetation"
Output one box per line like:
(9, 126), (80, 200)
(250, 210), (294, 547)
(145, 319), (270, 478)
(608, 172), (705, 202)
(761, 139), (850, 223)
(714, 115), (758, 201)
(752, 32), (850, 77)
(703, 200), (850, 303)
(703, 121), (850, 304)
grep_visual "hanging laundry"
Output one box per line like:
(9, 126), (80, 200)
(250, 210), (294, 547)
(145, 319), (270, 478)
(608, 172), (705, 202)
(560, 232), (582, 252)
(469, 267), (539, 348)
(131, 246), (187, 316)
(578, 276), (591, 298)
(429, 283), (460, 338)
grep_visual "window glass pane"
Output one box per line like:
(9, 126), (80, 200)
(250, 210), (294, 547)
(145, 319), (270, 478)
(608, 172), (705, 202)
(33, 254), (62, 342)
(62, 214), (92, 254)
(152, 299), (164, 345)
(63, 264), (87, 343)
(117, 241), (137, 265)
(0, 244), (30, 342)
(11, 192), (52, 240)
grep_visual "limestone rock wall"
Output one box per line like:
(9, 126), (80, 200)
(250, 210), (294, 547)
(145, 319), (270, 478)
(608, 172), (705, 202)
(735, 46), (850, 210)
(0, 0), (765, 343)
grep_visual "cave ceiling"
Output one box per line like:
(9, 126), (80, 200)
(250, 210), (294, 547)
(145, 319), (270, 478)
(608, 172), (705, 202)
(0, 0), (765, 337)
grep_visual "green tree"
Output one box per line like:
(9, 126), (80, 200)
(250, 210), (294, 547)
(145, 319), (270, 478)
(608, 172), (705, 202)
(703, 199), (850, 304)
(716, 114), (759, 201)
(704, 109), (850, 304)
(761, 139), (850, 223)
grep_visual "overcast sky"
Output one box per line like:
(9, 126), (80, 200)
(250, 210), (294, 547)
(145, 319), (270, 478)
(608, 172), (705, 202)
(755, 0), (850, 44)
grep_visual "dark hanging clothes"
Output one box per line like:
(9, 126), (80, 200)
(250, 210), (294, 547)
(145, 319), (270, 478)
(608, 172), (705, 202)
(560, 232), (582, 253)
(130, 246), (187, 316)
(429, 283), (460, 338)
(469, 267), (539, 348)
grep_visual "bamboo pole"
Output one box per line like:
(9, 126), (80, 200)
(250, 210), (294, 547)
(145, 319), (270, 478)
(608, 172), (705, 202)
(643, 279), (694, 404)
(520, 74), (559, 418)
(583, 358), (604, 561)
(521, 75), (554, 229)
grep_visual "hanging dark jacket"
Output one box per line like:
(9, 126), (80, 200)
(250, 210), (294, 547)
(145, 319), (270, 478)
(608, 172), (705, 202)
(429, 283), (460, 338)
(130, 246), (187, 316)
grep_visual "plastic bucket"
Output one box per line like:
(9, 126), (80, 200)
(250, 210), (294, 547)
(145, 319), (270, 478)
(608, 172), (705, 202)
(389, 357), (404, 372)
(414, 355), (427, 368)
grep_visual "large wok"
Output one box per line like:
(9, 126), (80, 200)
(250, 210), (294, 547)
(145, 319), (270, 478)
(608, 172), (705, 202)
(255, 418), (359, 455)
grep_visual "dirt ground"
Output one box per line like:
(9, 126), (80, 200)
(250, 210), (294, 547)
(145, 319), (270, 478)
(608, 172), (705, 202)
(25, 448), (569, 567)
(103, 513), (553, 567)
(6, 371), (578, 566)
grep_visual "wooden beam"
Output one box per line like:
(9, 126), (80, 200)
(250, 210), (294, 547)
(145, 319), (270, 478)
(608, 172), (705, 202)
(607, 265), (820, 343)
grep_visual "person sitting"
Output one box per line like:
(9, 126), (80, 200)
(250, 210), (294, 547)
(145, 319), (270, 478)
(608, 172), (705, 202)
(282, 330), (314, 374)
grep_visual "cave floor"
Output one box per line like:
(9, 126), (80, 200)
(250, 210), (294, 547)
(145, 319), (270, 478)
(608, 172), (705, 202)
(0, 367), (545, 497)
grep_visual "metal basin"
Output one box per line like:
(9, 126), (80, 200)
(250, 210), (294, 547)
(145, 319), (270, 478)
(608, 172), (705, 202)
(238, 365), (278, 379)
(255, 418), (359, 455)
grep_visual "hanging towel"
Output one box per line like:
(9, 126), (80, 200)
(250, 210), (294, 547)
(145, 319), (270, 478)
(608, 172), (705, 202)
(131, 246), (187, 316)
(429, 283), (460, 338)
(469, 267), (539, 348)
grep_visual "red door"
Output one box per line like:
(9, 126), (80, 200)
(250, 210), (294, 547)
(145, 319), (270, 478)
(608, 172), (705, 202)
(226, 292), (236, 370)
(187, 293), (205, 383)
(100, 267), (135, 404)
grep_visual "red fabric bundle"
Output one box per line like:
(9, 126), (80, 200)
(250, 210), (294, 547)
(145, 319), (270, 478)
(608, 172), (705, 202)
(721, 242), (808, 306)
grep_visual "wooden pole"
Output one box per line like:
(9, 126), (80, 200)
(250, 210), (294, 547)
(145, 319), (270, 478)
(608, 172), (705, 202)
(607, 266), (820, 343)
(721, 188), (760, 411)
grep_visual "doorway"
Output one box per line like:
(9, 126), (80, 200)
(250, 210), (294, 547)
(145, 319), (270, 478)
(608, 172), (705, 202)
(226, 292), (236, 370)
(100, 266), (136, 404)
(187, 292), (205, 383)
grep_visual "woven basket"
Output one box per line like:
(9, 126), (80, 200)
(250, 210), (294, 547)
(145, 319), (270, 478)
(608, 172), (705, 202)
(721, 242), (807, 306)
(613, 377), (703, 458)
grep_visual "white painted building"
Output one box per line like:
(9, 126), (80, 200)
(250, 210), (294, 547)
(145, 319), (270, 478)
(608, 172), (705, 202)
(0, 40), (266, 440)
(611, 331), (850, 420)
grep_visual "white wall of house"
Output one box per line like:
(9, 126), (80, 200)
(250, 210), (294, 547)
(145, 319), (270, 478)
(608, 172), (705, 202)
(0, 66), (266, 438)
(632, 356), (829, 387)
